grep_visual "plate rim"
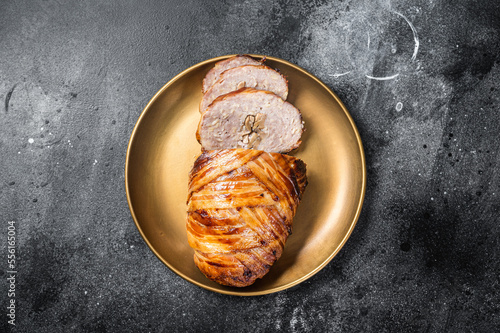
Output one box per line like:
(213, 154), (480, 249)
(125, 54), (367, 296)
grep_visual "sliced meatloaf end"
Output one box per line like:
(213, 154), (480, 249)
(202, 55), (262, 93)
(197, 88), (304, 153)
(200, 65), (288, 114)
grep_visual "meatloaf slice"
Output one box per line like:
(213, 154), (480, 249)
(197, 88), (304, 153)
(200, 65), (288, 114)
(202, 55), (262, 93)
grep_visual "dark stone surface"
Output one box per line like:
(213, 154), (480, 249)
(1, 0), (499, 332)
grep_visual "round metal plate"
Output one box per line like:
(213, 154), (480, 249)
(125, 55), (366, 296)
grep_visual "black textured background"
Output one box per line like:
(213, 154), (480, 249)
(1, 0), (499, 332)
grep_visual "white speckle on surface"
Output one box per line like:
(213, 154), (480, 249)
(290, 308), (299, 330)
(302, 6), (420, 83)
(28, 138), (34, 144)
(329, 71), (351, 78)
(396, 102), (403, 111)
(393, 11), (419, 61)
(41, 127), (44, 131)
(366, 73), (400, 80)
(289, 306), (308, 332)
(93, 159), (98, 165)
(84, 291), (87, 295)
(275, 319), (281, 330)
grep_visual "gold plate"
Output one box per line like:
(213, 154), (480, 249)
(125, 55), (366, 296)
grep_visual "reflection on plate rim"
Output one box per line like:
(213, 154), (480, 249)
(125, 54), (366, 296)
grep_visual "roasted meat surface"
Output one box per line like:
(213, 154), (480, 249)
(202, 55), (262, 93)
(200, 64), (288, 114)
(186, 149), (307, 287)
